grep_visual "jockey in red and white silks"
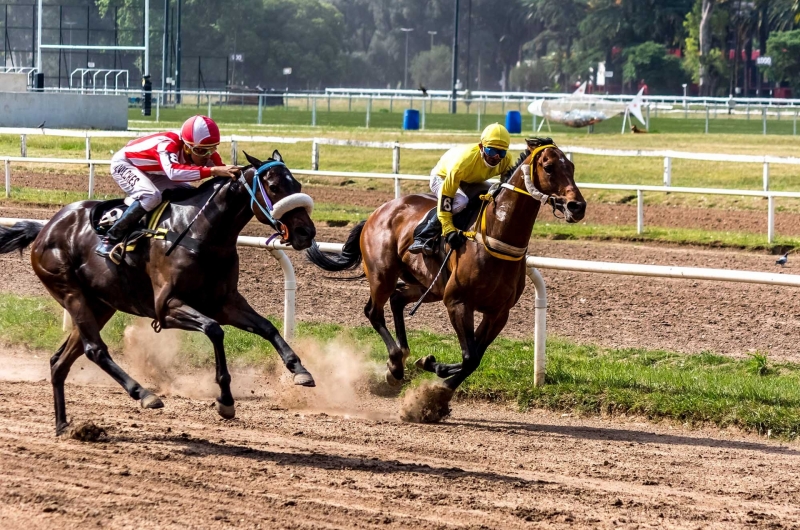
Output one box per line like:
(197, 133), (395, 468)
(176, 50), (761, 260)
(110, 115), (236, 211)
(96, 115), (239, 259)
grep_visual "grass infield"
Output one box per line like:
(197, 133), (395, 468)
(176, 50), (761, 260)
(1, 292), (798, 439)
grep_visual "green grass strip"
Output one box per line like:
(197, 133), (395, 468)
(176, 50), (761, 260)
(2, 292), (800, 438)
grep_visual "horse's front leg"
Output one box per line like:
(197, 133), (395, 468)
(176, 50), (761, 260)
(160, 298), (236, 418)
(442, 301), (478, 391)
(216, 292), (315, 387)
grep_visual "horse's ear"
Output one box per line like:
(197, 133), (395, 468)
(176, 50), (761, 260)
(272, 149), (283, 163)
(243, 151), (262, 168)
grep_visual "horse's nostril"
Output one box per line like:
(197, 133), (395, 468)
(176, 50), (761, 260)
(567, 201), (585, 215)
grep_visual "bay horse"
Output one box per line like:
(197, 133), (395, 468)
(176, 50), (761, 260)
(0, 150), (317, 435)
(307, 138), (585, 412)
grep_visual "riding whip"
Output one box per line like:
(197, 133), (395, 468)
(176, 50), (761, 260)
(408, 247), (454, 317)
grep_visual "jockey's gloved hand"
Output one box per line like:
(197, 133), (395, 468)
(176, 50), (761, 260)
(445, 230), (467, 250)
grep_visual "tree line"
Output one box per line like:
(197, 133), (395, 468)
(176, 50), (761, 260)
(4, 0), (800, 95)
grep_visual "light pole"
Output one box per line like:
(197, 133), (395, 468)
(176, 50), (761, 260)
(400, 27), (413, 89)
(427, 30), (437, 50)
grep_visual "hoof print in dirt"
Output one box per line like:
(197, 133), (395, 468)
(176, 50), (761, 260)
(67, 421), (107, 442)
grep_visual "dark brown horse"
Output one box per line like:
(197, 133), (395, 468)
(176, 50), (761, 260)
(307, 138), (585, 410)
(0, 150), (317, 435)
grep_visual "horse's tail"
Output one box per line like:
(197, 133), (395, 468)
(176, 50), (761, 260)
(306, 221), (365, 273)
(0, 221), (43, 254)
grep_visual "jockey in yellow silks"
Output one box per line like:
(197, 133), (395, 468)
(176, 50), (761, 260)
(408, 123), (514, 255)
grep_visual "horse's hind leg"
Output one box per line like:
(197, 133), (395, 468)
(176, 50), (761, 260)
(66, 296), (163, 410)
(50, 331), (84, 435)
(365, 276), (407, 386)
(389, 281), (440, 381)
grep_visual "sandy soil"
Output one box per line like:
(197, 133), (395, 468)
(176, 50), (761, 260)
(4, 184), (800, 528)
(1, 346), (800, 529)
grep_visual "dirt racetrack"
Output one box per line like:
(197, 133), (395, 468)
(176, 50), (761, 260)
(2, 347), (800, 529)
(4, 187), (800, 528)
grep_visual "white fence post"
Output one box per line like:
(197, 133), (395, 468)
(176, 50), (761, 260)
(20, 134), (26, 157)
(207, 96), (212, 119)
(85, 134), (91, 167)
(704, 105), (709, 134)
(637, 189), (644, 234)
(763, 107), (767, 135)
(257, 95), (263, 125)
(88, 163), (95, 199)
(768, 195), (775, 244)
(311, 140), (319, 171)
(365, 97), (371, 129)
(156, 94), (160, 122)
(525, 267), (547, 387)
(393, 142), (401, 198)
(795, 111), (798, 136)
(565, 152), (572, 162)
(763, 162), (770, 192)
(230, 139), (238, 166)
(663, 156), (672, 186)
(4, 159), (9, 198)
(645, 104), (650, 131)
(421, 100), (426, 130)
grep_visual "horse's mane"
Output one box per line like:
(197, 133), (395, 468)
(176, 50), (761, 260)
(501, 137), (555, 183)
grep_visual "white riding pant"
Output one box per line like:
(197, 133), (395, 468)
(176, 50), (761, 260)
(429, 170), (470, 214)
(110, 155), (192, 212)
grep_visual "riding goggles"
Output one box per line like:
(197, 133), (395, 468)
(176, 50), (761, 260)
(483, 146), (507, 159)
(186, 143), (219, 157)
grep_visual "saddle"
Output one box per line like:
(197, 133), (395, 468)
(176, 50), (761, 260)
(91, 197), (206, 265)
(412, 182), (497, 246)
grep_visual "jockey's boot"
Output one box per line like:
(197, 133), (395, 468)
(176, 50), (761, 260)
(408, 207), (442, 256)
(95, 200), (148, 258)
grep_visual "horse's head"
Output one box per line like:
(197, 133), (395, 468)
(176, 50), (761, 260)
(521, 138), (586, 223)
(241, 150), (316, 249)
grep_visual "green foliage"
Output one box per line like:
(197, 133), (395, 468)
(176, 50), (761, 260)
(410, 46), (453, 90)
(623, 41), (688, 93)
(767, 29), (800, 92)
(681, 0), (730, 95)
(508, 60), (553, 92)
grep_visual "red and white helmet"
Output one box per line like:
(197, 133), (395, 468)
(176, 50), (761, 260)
(180, 115), (220, 146)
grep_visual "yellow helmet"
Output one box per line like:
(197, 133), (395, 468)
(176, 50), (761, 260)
(480, 123), (510, 150)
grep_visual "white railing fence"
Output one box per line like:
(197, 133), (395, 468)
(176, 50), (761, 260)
(4, 216), (800, 387)
(2, 148), (799, 243)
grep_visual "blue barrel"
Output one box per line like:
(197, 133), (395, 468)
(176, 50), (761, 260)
(403, 109), (420, 130)
(505, 110), (522, 134)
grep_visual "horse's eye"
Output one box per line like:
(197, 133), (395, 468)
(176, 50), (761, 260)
(269, 184), (279, 193)
(543, 164), (554, 173)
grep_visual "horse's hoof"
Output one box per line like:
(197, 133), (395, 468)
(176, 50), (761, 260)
(141, 393), (164, 409)
(414, 355), (436, 372)
(293, 372), (316, 387)
(385, 369), (404, 387)
(215, 400), (236, 420)
(55, 421), (71, 437)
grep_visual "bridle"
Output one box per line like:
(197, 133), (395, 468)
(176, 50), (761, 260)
(470, 144), (569, 261)
(238, 160), (314, 240)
